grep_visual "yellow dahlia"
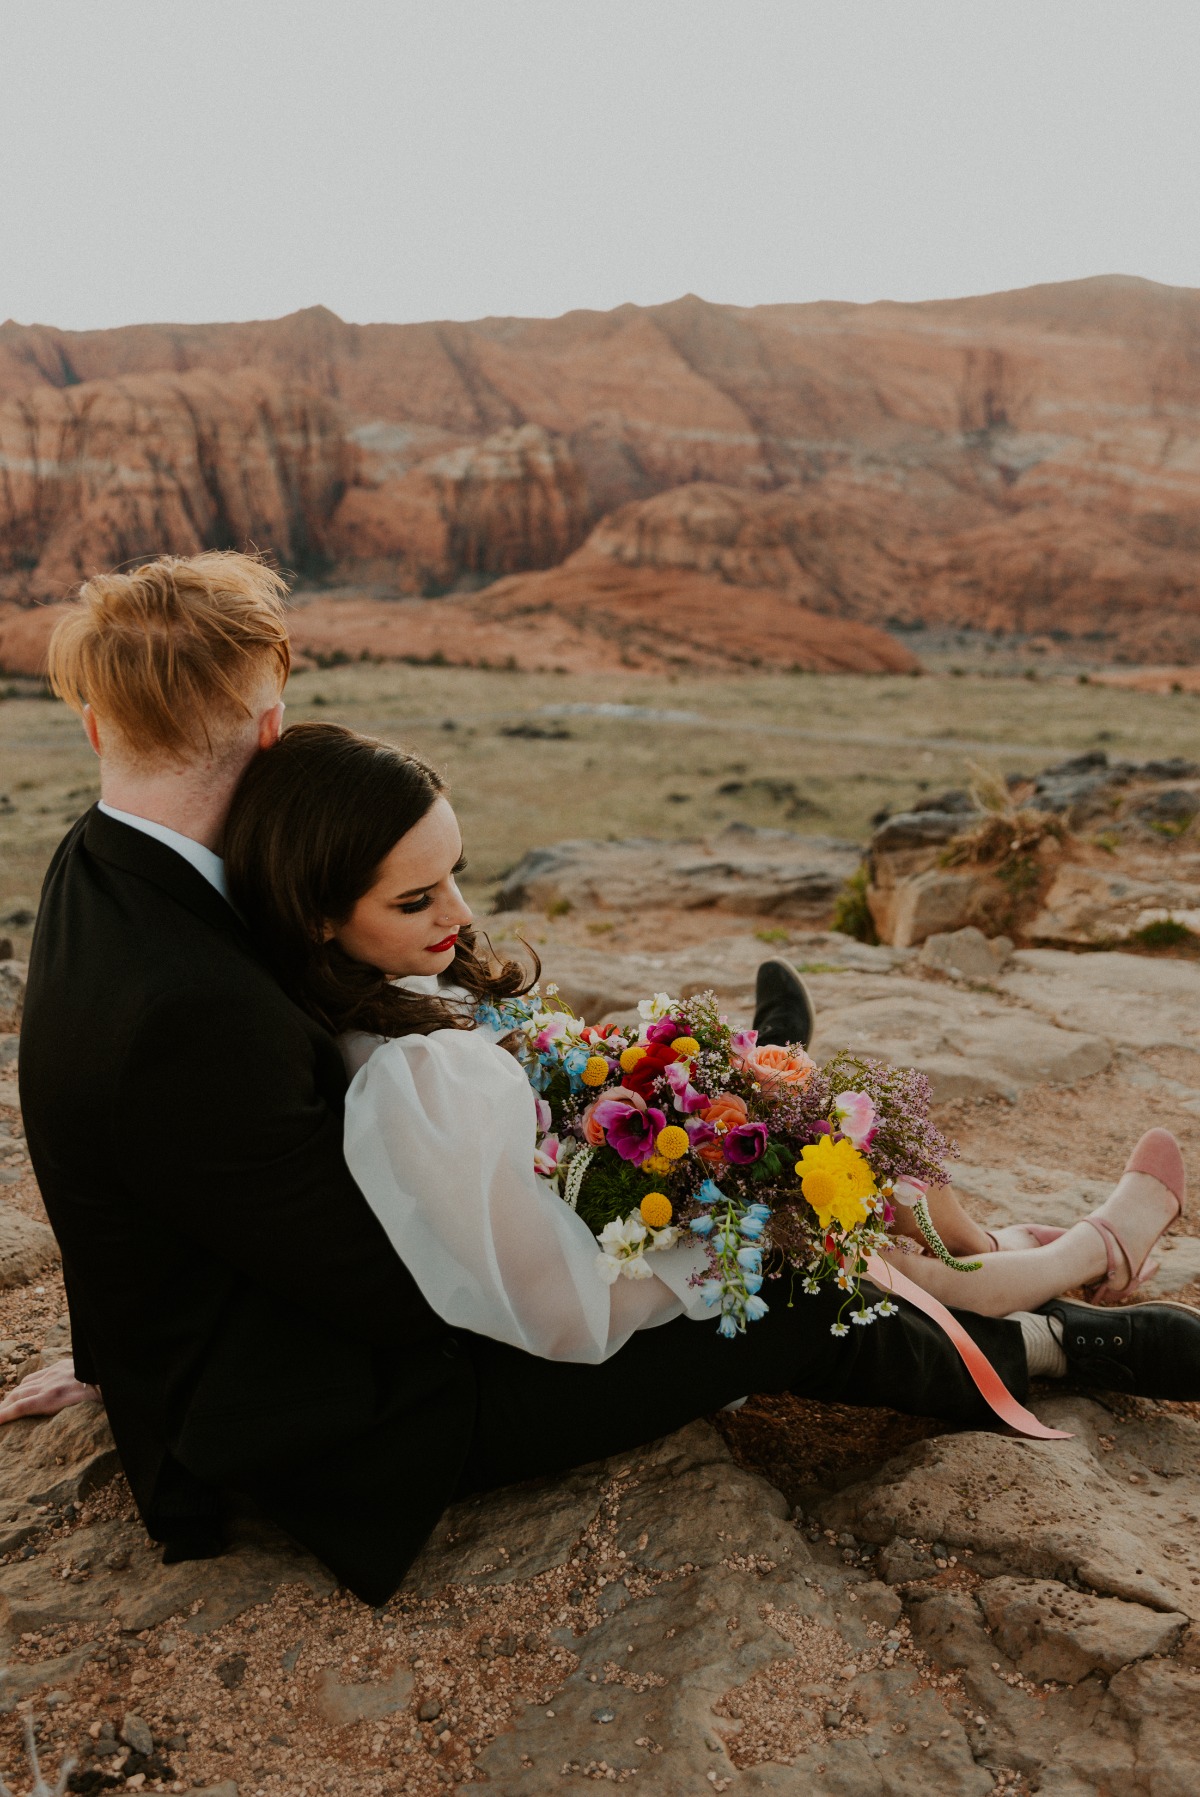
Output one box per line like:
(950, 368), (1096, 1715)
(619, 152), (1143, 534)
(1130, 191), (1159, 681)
(581, 1055), (610, 1087)
(795, 1136), (876, 1232)
(640, 1192), (673, 1229)
(656, 1125), (690, 1161)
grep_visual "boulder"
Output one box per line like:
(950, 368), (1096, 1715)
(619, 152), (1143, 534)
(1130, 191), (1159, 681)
(0, 1398), (117, 1515)
(884, 869), (1007, 949)
(919, 927), (1012, 980)
(0, 1204), (59, 1289)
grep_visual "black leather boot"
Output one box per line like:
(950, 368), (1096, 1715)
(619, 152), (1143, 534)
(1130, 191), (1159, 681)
(752, 958), (816, 1050)
(1039, 1296), (1200, 1400)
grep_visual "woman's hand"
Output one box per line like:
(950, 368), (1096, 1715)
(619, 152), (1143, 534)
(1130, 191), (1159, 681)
(0, 1358), (101, 1424)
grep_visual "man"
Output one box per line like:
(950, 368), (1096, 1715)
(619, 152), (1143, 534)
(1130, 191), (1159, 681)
(11, 552), (1199, 1605)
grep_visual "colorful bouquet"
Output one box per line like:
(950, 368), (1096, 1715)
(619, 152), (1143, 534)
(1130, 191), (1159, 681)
(479, 983), (963, 1337)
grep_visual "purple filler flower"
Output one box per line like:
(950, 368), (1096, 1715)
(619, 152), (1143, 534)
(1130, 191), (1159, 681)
(606, 1104), (667, 1164)
(722, 1121), (769, 1165)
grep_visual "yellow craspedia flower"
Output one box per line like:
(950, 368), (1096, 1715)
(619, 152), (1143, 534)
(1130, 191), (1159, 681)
(643, 1154), (673, 1176)
(620, 1046), (648, 1073)
(671, 1036), (700, 1057)
(656, 1125), (690, 1161)
(640, 1191), (673, 1229)
(796, 1136), (876, 1232)
(581, 1055), (610, 1087)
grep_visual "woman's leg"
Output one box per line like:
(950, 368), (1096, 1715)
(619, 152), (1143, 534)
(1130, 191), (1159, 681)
(891, 1182), (995, 1256)
(873, 1160), (1181, 1317)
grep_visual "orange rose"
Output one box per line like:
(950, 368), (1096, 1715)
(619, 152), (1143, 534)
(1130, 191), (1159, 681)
(580, 1100), (608, 1146)
(740, 1043), (816, 1088)
(697, 1093), (749, 1165)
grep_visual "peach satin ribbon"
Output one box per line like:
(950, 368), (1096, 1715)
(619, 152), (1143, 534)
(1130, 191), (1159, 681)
(864, 1251), (1072, 1441)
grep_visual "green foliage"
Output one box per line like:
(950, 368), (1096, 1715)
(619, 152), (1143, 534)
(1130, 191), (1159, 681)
(750, 1142), (790, 1184)
(1130, 916), (1198, 950)
(546, 897), (573, 917)
(754, 926), (791, 946)
(574, 1154), (662, 1234)
(831, 865), (877, 944)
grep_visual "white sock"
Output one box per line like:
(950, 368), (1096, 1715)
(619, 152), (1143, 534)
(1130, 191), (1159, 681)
(1010, 1310), (1068, 1378)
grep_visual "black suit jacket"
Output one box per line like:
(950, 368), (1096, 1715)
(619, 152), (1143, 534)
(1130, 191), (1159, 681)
(18, 808), (475, 1601)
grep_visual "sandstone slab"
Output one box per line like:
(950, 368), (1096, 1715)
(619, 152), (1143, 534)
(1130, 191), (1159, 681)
(495, 827), (861, 921)
(1028, 865), (1200, 946)
(999, 948), (1200, 1055)
(811, 984), (1110, 1101)
(977, 1576), (1186, 1682)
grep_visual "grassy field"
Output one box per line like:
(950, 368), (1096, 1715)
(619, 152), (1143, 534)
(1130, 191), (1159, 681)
(3, 662), (1200, 948)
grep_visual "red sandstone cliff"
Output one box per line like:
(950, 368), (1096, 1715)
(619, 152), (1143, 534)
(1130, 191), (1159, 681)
(3, 275), (1200, 657)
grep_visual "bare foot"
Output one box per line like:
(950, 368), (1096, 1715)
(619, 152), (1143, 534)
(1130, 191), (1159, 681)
(989, 1224), (1055, 1252)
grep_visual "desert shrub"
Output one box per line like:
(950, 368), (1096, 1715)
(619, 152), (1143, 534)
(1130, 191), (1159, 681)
(1130, 917), (1198, 951)
(831, 866), (877, 944)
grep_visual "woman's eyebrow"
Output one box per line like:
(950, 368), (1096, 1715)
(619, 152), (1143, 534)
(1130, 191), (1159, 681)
(391, 846), (465, 900)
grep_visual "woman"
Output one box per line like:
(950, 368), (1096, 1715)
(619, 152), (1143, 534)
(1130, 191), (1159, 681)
(223, 724), (1185, 1359)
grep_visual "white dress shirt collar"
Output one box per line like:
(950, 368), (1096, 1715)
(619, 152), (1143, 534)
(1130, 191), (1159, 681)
(97, 802), (232, 906)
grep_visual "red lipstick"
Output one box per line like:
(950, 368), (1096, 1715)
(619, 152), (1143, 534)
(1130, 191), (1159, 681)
(428, 932), (459, 953)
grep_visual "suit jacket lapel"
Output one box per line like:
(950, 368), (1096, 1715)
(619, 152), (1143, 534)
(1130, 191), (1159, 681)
(83, 807), (254, 947)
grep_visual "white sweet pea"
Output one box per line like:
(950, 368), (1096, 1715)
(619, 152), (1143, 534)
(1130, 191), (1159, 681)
(595, 1212), (665, 1281)
(638, 991), (678, 1022)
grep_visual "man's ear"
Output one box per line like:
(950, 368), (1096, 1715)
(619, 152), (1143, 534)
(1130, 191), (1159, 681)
(82, 705), (102, 757)
(258, 700), (286, 750)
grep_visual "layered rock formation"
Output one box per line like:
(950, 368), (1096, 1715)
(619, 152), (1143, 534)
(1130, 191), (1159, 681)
(0, 369), (351, 602)
(4, 273), (1200, 656)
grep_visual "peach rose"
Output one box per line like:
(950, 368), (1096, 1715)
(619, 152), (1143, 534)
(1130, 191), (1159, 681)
(740, 1043), (816, 1089)
(697, 1093), (749, 1165)
(580, 1100), (608, 1146)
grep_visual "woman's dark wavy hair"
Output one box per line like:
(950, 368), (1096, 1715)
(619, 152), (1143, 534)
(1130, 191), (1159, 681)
(224, 721), (537, 1038)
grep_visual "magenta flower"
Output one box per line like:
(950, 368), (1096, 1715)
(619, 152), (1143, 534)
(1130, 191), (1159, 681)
(605, 1103), (667, 1164)
(730, 1028), (758, 1059)
(665, 1061), (709, 1114)
(645, 1015), (685, 1045)
(722, 1121), (769, 1165)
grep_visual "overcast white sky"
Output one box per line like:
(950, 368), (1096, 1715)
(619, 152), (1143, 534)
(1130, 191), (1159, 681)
(3, 0), (1199, 331)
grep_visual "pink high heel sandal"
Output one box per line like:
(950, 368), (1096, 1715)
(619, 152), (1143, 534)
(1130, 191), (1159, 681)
(1079, 1128), (1186, 1305)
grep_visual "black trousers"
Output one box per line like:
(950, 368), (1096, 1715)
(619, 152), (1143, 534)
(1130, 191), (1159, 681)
(457, 1283), (1027, 1495)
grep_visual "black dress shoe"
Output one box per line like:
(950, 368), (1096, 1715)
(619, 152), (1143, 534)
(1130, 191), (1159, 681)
(1039, 1296), (1200, 1400)
(753, 958), (816, 1050)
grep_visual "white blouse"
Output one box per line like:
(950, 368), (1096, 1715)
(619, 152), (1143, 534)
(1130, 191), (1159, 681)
(341, 1020), (713, 1364)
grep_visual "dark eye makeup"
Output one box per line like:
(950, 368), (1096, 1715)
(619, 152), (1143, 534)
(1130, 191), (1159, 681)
(395, 855), (468, 915)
